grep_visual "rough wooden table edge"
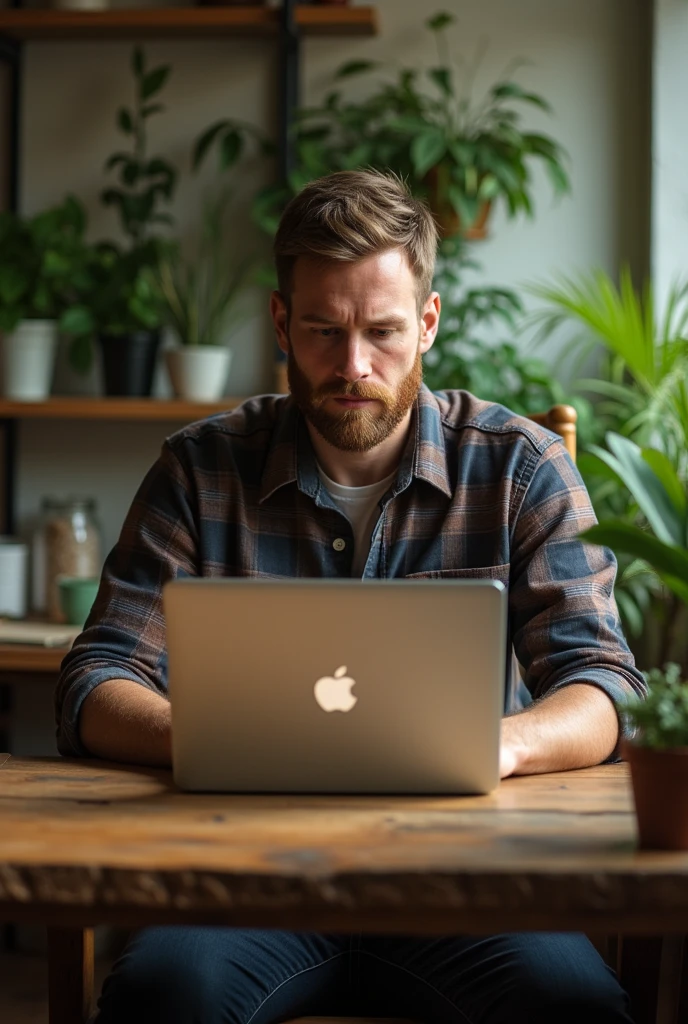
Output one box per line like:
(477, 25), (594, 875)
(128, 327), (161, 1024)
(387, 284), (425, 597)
(2, 864), (688, 933)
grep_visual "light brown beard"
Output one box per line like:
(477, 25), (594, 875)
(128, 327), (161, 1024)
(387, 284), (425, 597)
(287, 343), (423, 453)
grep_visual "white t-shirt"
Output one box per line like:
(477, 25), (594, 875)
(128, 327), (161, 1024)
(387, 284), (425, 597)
(317, 464), (396, 577)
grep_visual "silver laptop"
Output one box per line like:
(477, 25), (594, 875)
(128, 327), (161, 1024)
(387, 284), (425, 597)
(163, 578), (508, 795)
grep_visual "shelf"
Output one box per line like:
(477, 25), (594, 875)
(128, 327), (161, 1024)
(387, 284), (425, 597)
(0, 5), (378, 40)
(0, 396), (247, 421)
(0, 644), (66, 674)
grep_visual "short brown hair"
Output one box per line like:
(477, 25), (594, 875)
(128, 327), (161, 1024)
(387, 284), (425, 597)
(274, 170), (439, 311)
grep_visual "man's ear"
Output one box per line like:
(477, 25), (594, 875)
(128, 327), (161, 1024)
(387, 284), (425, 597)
(420, 292), (441, 355)
(270, 291), (290, 356)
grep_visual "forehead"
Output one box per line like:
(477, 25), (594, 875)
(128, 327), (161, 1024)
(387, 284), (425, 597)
(290, 250), (417, 314)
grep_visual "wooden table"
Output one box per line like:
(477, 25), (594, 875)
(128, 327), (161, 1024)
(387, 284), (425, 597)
(0, 756), (686, 1024)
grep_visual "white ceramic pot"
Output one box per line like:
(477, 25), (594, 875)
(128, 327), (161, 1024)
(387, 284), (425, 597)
(165, 346), (233, 402)
(0, 537), (28, 618)
(1, 320), (58, 400)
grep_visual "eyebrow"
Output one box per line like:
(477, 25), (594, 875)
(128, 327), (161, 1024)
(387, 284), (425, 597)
(300, 314), (409, 329)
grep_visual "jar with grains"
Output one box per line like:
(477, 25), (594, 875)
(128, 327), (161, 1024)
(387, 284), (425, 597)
(39, 498), (102, 622)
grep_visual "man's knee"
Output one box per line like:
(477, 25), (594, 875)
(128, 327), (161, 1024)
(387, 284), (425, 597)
(96, 926), (231, 1024)
(503, 933), (631, 1024)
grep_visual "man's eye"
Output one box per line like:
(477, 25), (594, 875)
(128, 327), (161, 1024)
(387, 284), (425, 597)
(371, 329), (393, 339)
(313, 328), (338, 338)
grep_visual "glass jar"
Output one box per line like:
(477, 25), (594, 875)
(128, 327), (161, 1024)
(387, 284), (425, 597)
(32, 498), (102, 622)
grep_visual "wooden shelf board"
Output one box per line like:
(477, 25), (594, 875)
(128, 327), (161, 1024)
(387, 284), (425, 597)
(0, 396), (247, 421)
(0, 6), (378, 40)
(0, 644), (66, 674)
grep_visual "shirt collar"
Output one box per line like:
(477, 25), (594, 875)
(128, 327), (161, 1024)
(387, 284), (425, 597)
(258, 384), (452, 503)
(410, 384), (453, 498)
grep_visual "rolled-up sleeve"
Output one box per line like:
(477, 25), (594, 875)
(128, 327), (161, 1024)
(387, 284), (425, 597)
(55, 440), (199, 757)
(509, 439), (647, 756)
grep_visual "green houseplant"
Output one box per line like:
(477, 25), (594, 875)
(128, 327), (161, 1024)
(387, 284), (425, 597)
(618, 664), (688, 850)
(529, 268), (688, 460)
(157, 193), (251, 401)
(198, 10), (570, 238)
(64, 241), (166, 384)
(68, 46), (177, 396)
(529, 268), (688, 646)
(0, 196), (92, 399)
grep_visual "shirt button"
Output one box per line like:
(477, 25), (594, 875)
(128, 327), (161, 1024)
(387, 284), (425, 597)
(333, 538), (346, 552)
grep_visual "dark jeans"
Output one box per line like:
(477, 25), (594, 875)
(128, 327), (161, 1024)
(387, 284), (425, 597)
(96, 927), (634, 1024)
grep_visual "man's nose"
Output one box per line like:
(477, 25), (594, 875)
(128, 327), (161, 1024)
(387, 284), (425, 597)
(336, 337), (372, 382)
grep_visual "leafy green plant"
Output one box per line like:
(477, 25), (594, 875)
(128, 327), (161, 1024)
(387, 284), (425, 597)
(622, 663), (688, 749)
(530, 268), (688, 464)
(101, 47), (177, 246)
(0, 197), (92, 333)
(157, 192), (251, 348)
(62, 47), (178, 372)
(238, 10), (570, 236)
(581, 432), (688, 605)
(578, 426), (688, 666)
(62, 240), (166, 372)
(192, 115), (273, 180)
(529, 267), (688, 643)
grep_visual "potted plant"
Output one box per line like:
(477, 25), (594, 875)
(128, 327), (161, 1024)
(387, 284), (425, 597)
(63, 240), (167, 395)
(618, 664), (688, 850)
(157, 192), (250, 402)
(198, 10), (569, 239)
(67, 46), (177, 396)
(0, 196), (91, 400)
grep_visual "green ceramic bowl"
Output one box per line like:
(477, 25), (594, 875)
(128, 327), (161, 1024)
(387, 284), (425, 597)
(57, 576), (100, 626)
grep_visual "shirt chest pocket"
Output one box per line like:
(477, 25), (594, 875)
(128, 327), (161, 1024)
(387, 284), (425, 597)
(405, 563), (510, 587)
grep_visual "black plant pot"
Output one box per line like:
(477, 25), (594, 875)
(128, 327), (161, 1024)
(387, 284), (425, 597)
(98, 330), (161, 398)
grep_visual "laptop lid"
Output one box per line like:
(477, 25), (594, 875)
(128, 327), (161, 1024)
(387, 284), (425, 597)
(163, 578), (507, 795)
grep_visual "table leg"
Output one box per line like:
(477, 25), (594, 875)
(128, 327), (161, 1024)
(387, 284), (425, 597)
(618, 935), (663, 1024)
(48, 927), (94, 1024)
(656, 936), (686, 1024)
(680, 936), (688, 1021)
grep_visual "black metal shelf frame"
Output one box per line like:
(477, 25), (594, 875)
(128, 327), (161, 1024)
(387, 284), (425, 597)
(0, 0), (302, 538)
(0, 11), (21, 539)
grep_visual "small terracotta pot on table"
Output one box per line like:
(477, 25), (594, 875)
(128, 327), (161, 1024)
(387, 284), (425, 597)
(622, 739), (688, 850)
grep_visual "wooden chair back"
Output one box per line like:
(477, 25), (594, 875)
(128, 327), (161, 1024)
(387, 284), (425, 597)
(527, 404), (577, 462)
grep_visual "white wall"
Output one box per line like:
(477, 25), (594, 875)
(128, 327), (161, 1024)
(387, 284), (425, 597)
(652, 0), (688, 308)
(8, 0), (651, 752)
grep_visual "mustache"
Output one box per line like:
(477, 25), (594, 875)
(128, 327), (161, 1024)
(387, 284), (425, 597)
(312, 381), (390, 404)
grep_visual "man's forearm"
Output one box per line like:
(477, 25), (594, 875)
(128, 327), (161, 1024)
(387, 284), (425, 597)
(79, 679), (172, 768)
(500, 682), (619, 778)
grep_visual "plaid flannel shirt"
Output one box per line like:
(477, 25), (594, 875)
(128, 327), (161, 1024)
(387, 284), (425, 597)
(56, 385), (646, 757)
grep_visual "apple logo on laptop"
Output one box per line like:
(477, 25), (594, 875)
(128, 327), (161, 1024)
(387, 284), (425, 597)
(314, 665), (358, 713)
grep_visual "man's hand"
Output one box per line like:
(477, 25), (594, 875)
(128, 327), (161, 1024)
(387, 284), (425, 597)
(499, 682), (619, 778)
(499, 738), (524, 780)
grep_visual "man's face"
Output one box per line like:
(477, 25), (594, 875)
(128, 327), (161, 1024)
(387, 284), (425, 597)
(270, 249), (439, 453)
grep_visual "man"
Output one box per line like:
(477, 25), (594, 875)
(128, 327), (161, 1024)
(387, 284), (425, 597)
(57, 170), (644, 1023)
